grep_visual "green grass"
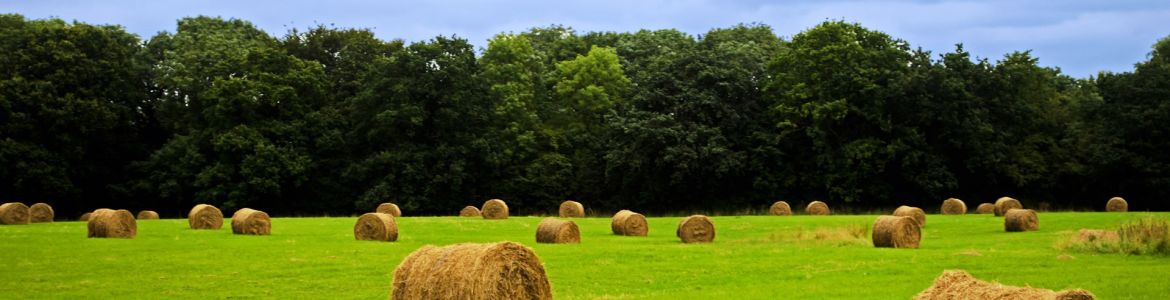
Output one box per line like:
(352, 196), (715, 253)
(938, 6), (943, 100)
(2, 212), (1169, 299)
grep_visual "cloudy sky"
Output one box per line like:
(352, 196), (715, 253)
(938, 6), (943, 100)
(4, 0), (1169, 78)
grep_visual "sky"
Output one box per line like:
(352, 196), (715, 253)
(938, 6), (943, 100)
(3, 0), (1169, 78)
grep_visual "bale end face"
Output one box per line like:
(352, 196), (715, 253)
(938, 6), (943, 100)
(391, 242), (553, 300)
(231, 208), (271, 235)
(354, 212), (398, 242)
(941, 198), (967, 215)
(558, 200), (585, 218)
(1004, 209), (1039, 232)
(459, 206), (481, 217)
(611, 210), (648, 236)
(376, 203), (402, 217)
(676, 215), (715, 243)
(536, 218), (580, 244)
(87, 209), (137, 239)
(806, 201), (830, 215)
(994, 197), (1023, 217)
(29, 203), (54, 223)
(872, 215), (921, 249)
(0, 202), (31, 225)
(1106, 197), (1128, 212)
(893, 206), (927, 228)
(769, 201), (792, 216)
(481, 199), (509, 220)
(188, 204), (224, 230)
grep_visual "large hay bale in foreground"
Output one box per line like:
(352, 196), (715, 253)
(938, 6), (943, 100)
(769, 201), (792, 216)
(376, 203), (402, 217)
(1106, 197), (1128, 212)
(941, 198), (967, 215)
(806, 201), (830, 215)
(354, 212), (398, 242)
(872, 215), (921, 249)
(79, 212), (92, 221)
(611, 210), (648, 236)
(231, 208), (271, 235)
(994, 197), (1022, 217)
(536, 218), (580, 244)
(481, 199), (509, 220)
(558, 200), (584, 218)
(676, 215), (715, 243)
(1004, 209), (1039, 232)
(136, 210), (159, 220)
(914, 270), (1095, 300)
(188, 204), (223, 230)
(459, 206), (481, 217)
(87, 209), (136, 239)
(29, 203), (53, 223)
(975, 203), (995, 214)
(894, 206), (927, 228)
(391, 242), (553, 300)
(0, 202), (30, 225)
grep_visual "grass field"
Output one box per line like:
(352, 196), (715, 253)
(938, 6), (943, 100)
(1, 212), (1168, 299)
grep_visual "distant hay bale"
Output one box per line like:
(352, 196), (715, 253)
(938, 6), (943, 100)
(994, 197), (1022, 217)
(136, 210), (159, 220)
(376, 203), (402, 217)
(676, 215), (715, 243)
(188, 204), (223, 230)
(941, 198), (966, 215)
(29, 203), (53, 223)
(558, 200), (584, 218)
(536, 218), (580, 244)
(1004, 209), (1039, 232)
(914, 270), (1095, 300)
(482, 199), (509, 219)
(975, 203), (995, 214)
(354, 212), (398, 242)
(894, 206), (927, 228)
(0, 202), (31, 225)
(459, 206), (481, 217)
(1106, 197), (1128, 212)
(231, 208), (271, 235)
(79, 212), (92, 221)
(769, 201), (792, 216)
(611, 210), (648, 236)
(87, 208), (136, 239)
(391, 242), (553, 300)
(872, 215), (921, 249)
(806, 201), (830, 215)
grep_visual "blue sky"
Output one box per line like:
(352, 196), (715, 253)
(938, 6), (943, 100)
(4, 0), (1168, 78)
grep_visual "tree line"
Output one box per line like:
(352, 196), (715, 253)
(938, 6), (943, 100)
(2, 14), (1168, 217)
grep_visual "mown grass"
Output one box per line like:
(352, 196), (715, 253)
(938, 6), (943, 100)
(1, 212), (1168, 299)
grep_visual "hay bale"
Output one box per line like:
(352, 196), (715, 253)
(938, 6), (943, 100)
(376, 203), (402, 217)
(391, 242), (553, 300)
(611, 210), (648, 236)
(481, 199), (509, 220)
(975, 203), (995, 214)
(354, 212), (398, 242)
(769, 201), (792, 216)
(676, 215), (715, 243)
(0, 202), (30, 225)
(136, 210), (159, 220)
(994, 197), (1022, 217)
(535, 218), (580, 244)
(914, 270), (1095, 300)
(1106, 197), (1128, 212)
(87, 208), (136, 239)
(230, 208), (271, 235)
(941, 198), (967, 215)
(29, 203), (53, 223)
(459, 206), (481, 217)
(1004, 209), (1039, 232)
(79, 212), (92, 221)
(806, 201), (830, 215)
(558, 200), (584, 218)
(188, 204), (223, 230)
(872, 215), (921, 248)
(894, 206), (927, 228)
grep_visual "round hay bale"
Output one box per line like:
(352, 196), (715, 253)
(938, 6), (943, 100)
(872, 215), (921, 248)
(481, 199), (509, 220)
(0, 202), (30, 225)
(29, 203), (53, 223)
(136, 210), (159, 220)
(459, 206), (481, 217)
(391, 242), (553, 300)
(676, 215), (715, 243)
(354, 212), (398, 242)
(1004, 209), (1038, 232)
(894, 206), (927, 228)
(806, 201), (830, 215)
(993, 197), (1022, 217)
(769, 201), (792, 216)
(975, 203), (995, 214)
(376, 203), (402, 217)
(914, 270), (1095, 300)
(87, 208), (136, 239)
(558, 200), (584, 218)
(79, 212), (92, 221)
(188, 204), (223, 230)
(1106, 197), (1128, 212)
(230, 208), (271, 235)
(535, 218), (580, 244)
(941, 198), (966, 215)
(611, 210), (648, 236)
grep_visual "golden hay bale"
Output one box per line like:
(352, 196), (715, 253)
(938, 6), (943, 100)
(391, 242), (553, 300)
(975, 203), (995, 214)
(1004, 209), (1039, 232)
(231, 208), (271, 235)
(894, 206), (927, 228)
(377, 203), (402, 217)
(769, 201), (792, 216)
(0, 202), (30, 225)
(459, 206), (481, 217)
(481, 199), (509, 220)
(87, 208), (136, 239)
(136, 210), (159, 220)
(558, 200), (584, 218)
(188, 204), (223, 230)
(994, 197), (1022, 217)
(941, 198), (967, 215)
(676, 215), (715, 243)
(872, 215), (921, 249)
(536, 218), (580, 244)
(914, 270), (1095, 300)
(79, 212), (92, 221)
(1106, 197), (1128, 212)
(29, 203), (53, 223)
(354, 212), (398, 242)
(611, 210), (648, 236)
(806, 201), (830, 215)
